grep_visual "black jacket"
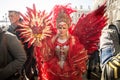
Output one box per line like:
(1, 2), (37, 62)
(0, 28), (27, 80)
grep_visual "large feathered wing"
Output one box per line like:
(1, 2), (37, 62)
(17, 4), (54, 79)
(72, 3), (107, 55)
(18, 4), (53, 48)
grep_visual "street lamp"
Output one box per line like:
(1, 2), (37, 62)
(5, 13), (7, 23)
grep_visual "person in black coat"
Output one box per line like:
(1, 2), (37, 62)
(8, 10), (37, 80)
(0, 25), (27, 80)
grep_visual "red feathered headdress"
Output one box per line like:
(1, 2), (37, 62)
(52, 3), (76, 28)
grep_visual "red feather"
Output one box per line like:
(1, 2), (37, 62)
(73, 3), (108, 54)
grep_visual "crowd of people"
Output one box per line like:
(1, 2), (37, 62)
(0, 1), (120, 80)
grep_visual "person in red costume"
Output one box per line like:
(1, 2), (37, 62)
(40, 7), (88, 80)
(18, 3), (107, 80)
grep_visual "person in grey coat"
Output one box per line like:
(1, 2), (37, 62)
(8, 10), (37, 80)
(100, 20), (120, 80)
(0, 25), (27, 80)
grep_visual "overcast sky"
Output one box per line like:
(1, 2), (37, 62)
(0, 0), (93, 20)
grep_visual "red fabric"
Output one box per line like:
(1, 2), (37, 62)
(38, 35), (88, 80)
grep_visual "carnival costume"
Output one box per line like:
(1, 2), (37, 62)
(17, 3), (107, 80)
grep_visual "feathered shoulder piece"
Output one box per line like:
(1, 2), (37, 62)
(73, 3), (108, 54)
(17, 4), (53, 48)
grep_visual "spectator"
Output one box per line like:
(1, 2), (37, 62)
(0, 25), (26, 80)
(100, 20), (120, 80)
(8, 10), (37, 80)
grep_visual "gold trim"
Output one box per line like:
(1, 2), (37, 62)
(34, 34), (42, 38)
(108, 62), (118, 78)
(117, 56), (120, 59)
(112, 60), (120, 66)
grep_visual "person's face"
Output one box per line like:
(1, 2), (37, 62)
(8, 12), (20, 24)
(57, 22), (69, 37)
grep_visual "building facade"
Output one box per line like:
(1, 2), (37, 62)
(72, 5), (91, 24)
(94, 0), (120, 24)
(106, 0), (120, 23)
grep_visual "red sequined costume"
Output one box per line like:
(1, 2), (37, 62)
(40, 35), (87, 80)
(18, 3), (107, 80)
